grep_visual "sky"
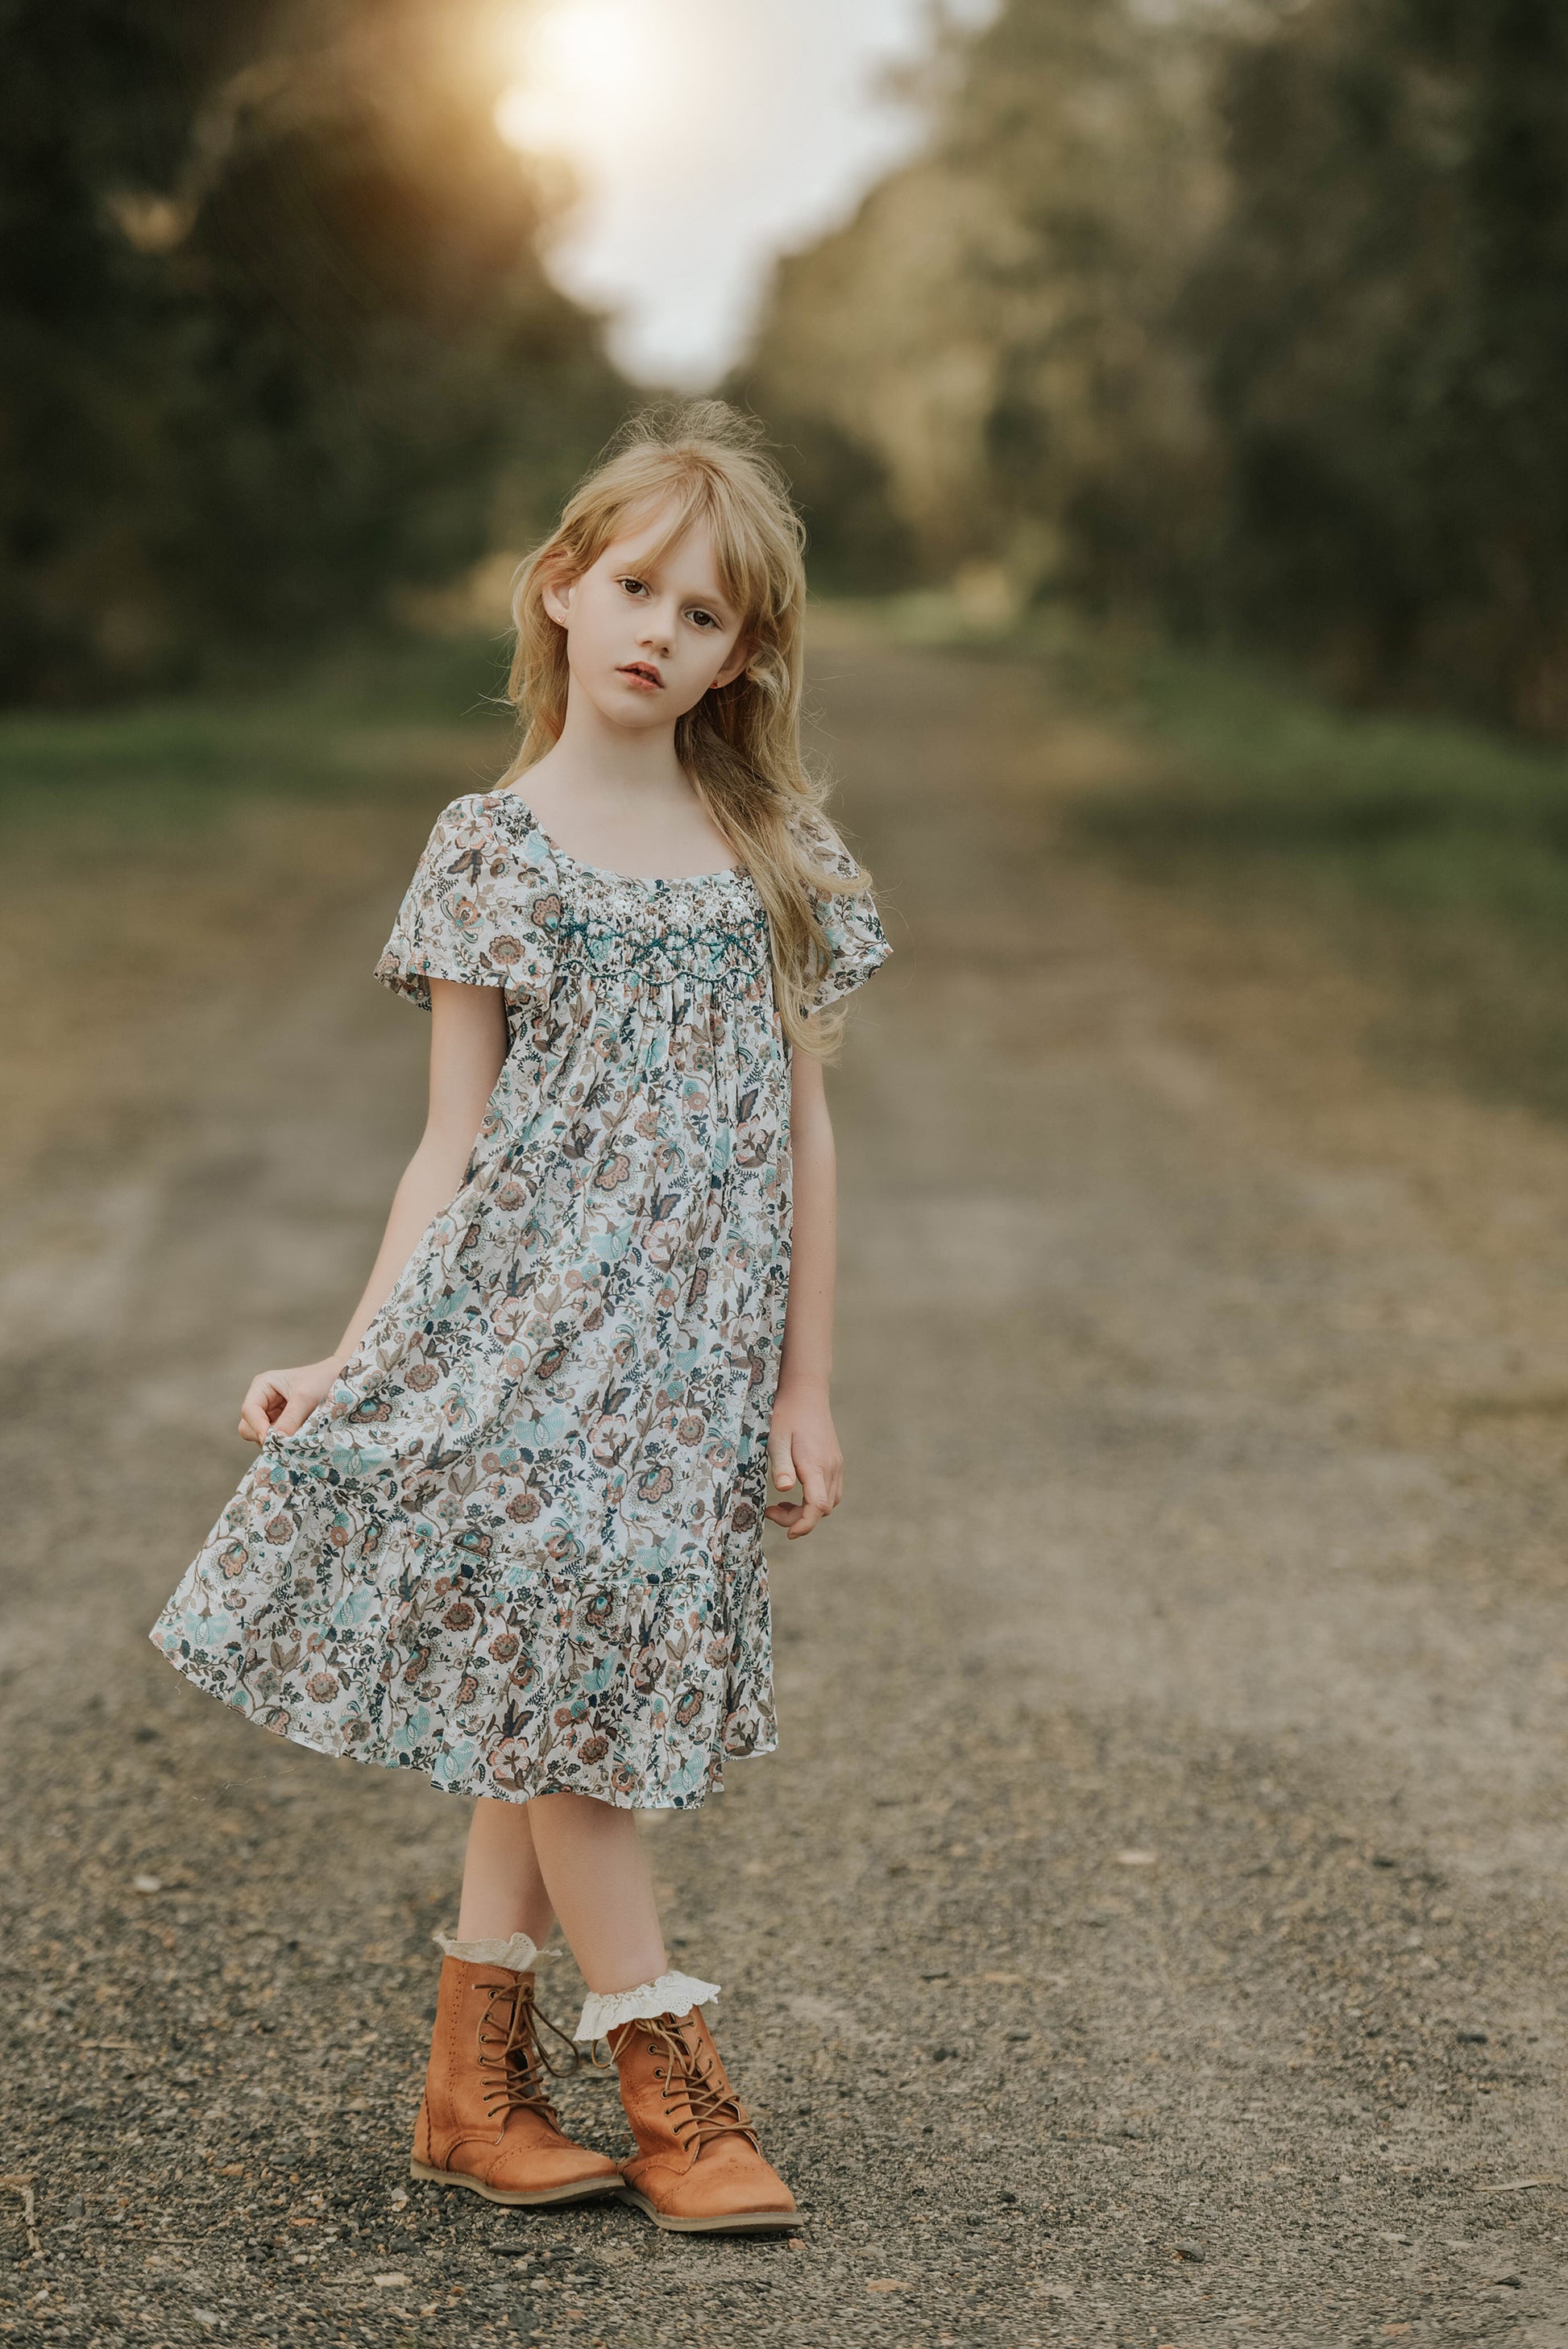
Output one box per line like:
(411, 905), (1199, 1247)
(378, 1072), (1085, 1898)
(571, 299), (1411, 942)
(490, 0), (995, 387)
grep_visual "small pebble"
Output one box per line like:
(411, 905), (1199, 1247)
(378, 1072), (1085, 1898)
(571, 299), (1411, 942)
(1174, 2240), (1205, 2264)
(1457, 2028), (1488, 2044)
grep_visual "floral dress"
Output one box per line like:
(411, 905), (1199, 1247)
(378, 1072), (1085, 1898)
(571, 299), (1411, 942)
(150, 791), (889, 1809)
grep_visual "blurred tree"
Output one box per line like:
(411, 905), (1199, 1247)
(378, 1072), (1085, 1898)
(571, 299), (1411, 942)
(745, 0), (1568, 733)
(737, 0), (1224, 613)
(1197, 0), (1568, 729)
(0, 0), (628, 701)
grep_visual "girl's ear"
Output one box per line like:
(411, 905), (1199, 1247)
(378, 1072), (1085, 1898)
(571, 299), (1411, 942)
(541, 565), (577, 629)
(712, 634), (755, 691)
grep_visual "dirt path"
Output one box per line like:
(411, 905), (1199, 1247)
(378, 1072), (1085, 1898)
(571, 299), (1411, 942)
(4, 641), (1568, 2347)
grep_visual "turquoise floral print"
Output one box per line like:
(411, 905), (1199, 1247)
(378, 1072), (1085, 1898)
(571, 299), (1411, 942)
(151, 791), (889, 1809)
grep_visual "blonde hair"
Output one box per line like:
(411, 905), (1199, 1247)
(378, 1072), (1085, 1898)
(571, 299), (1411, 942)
(501, 400), (870, 1054)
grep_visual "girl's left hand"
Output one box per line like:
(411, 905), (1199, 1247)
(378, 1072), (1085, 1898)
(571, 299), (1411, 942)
(765, 1388), (843, 1540)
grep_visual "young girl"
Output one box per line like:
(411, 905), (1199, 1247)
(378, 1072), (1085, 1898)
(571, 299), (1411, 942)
(150, 402), (889, 2235)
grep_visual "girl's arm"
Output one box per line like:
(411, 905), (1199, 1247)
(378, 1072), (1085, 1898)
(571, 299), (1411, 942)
(766, 1045), (844, 1539)
(237, 979), (508, 1444)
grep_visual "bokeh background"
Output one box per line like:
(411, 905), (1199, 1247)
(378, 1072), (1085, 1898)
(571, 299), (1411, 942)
(7, 3), (1568, 2344)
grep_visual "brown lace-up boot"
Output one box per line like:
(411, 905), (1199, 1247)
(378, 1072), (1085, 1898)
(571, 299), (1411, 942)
(411, 1957), (620, 2206)
(608, 2007), (798, 2233)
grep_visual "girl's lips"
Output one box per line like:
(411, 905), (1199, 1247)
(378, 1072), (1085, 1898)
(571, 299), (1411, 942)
(617, 663), (663, 689)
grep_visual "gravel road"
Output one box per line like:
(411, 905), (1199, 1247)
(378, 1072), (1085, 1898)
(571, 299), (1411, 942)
(3, 637), (1567, 2347)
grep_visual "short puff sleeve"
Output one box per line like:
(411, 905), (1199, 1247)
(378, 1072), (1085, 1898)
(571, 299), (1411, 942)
(794, 809), (891, 1016)
(375, 794), (555, 1010)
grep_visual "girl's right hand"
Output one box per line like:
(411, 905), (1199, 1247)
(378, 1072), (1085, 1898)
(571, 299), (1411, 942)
(238, 1358), (342, 1446)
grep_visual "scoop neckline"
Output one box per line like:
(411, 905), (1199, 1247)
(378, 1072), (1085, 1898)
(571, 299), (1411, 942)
(492, 788), (748, 888)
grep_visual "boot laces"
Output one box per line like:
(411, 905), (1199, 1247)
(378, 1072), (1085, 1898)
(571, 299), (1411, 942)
(646, 2015), (758, 2156)
(475, 1975), (578, 2138)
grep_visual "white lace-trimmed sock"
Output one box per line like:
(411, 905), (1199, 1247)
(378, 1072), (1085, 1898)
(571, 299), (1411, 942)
(433, 1928), (542, 1971)
(574, 1969), (720, 2044)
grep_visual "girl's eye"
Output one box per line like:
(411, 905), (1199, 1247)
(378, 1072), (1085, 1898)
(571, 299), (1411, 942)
(617, 576), (648, 597)
(687, 608), (718, 629)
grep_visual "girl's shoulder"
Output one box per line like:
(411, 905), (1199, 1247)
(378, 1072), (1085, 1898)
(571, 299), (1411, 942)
(788, 803), (877, 902)
(379, 791), (559, 1009)
(417, 789), (554, 874)
(785, 799), (868, 890)
(425, 786), (521, 836)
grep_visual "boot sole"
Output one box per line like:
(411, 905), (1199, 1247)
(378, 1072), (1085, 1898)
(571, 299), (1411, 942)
(410, 2160), (622, 2208)
(616, 2185), (800, 2235)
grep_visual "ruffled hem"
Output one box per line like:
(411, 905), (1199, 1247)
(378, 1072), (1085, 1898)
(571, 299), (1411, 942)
(433, 1929), (541, 1970)
(574, 1970), (720, 2042)
(148, 1629), (774, 1811)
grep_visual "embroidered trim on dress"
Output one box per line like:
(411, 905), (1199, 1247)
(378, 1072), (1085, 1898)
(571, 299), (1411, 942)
(433, 1928), (542, 1971)
(573, 1969), (720, 2042)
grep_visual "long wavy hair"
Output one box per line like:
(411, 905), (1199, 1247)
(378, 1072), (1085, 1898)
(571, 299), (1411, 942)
(500, 400), (871, 1053)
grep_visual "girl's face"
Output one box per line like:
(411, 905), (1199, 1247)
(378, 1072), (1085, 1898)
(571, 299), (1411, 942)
(542, 504), (753, 733)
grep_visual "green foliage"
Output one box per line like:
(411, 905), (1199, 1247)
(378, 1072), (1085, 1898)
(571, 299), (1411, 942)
(1197, 0), (1568, 731)
(739, 0), (1219, 607)
(744, 0), (1568, 733)
(0, 0), (628, 704)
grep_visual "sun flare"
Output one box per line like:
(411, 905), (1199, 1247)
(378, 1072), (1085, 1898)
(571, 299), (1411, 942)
(494, 0), (690, 163)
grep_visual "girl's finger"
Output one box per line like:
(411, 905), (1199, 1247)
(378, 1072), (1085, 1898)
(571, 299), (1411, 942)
(274, 1390), (320, 1437)
(800, 1460), (832, 1517)
(769, 1440), (798, 1490)
(786, 1499), (824, 1540)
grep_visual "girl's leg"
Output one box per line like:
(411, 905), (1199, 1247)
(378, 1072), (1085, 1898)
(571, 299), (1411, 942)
(524, 1790), (666, 1991)
(518, 1789), (796, 2231)
(456, 1795), (555, 1945)
(413, 1795), (620, 2202)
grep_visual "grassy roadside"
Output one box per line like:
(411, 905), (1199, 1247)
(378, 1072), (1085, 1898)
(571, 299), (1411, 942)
(8, 615), (1568, 1126)
(1069, 648), (1568, 1120)
(815, 589), (1568, 1121)
(0, 633), (514, 845)
(1, 635), (516, 1194)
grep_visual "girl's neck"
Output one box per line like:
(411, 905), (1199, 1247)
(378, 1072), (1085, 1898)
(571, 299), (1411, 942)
(511, 691), (736, 878)
(532, 684), (690, 807)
